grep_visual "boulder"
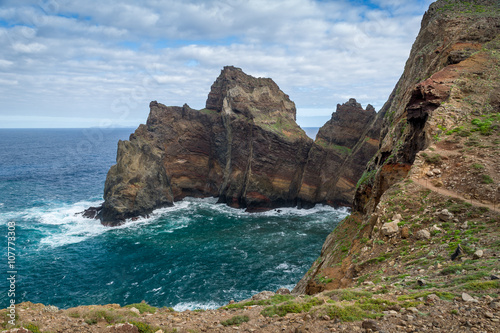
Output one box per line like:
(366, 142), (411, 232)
(415, 229), (431, 240)
(128, 307), (140, 315)
(381, 221), (399, 236)
(107, 323), (139, 333)
(438, 209), (453, 221)
(361, 319), (380, 331)
(432, 168), (441, 175)
(429, 225), (443, 233)
(400, 226), (410, 239)
(462, 292), (479, 303)
(3, 329), (33, 333)
(426, 294), (440, 303)
(251, 291), (275, 301)
(276, 288), (291, 295)
(473, 249), (484, 259)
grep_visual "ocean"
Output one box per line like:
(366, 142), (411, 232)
(0, 128), (347, 310)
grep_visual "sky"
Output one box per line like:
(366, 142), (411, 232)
(0, 0), (434, 128)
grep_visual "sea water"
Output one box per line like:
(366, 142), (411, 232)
(0, 128), (347, 310)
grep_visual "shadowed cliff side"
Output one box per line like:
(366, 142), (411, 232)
(294, 0), (500, 295)
(87, 66), (382, 226)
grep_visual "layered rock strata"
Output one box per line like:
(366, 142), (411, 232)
(294, 0), (500, 294)
(89, 66), (381, 226)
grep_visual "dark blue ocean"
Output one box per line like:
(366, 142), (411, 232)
(0, 128), (346, 310)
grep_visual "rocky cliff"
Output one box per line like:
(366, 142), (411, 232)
(90, 66), (381, 226)
(294, 0), (500, 295)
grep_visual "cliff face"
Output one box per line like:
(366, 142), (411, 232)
(92, 66), (381, 226)
(294, 0), (500, 295)
(299, 99), (382, 207)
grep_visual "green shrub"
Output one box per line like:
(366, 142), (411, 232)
(327, 290), (373, 301)
(357, 170), (377, 188)
(128, 320), (158, 333)
(464, 280), (500, 290)
(472, 163), (485, 170)
(357, 298), (395, 311)
(471, 118), (493, 135)
(221, 315), (249, 326)
(84, 318), (98, 325)
(482, 175), (493, 184)
(322, 304), (380, 321)
(24, 324), (41, 333)
(125, 303), (157, 314)
(421, 153), (442, 165)
(83, 309), (122, 325)
(261, 298), (322, 317)
(222, 294), (295, 310)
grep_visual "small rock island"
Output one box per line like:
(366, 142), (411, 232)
(85, 66), (381, 226)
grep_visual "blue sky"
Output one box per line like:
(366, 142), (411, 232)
(0, 0), (434, 128)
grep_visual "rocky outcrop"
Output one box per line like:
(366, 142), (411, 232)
(294, 0), (500, 294)
(87, 66), (381, 226)
(298, 99), (382, 207)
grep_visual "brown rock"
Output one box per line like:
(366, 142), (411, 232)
(276, 288), (291, 295)
(401, 226), (410, 239)
(362, 319), (380, 331)
(87, 67), (381, 225)
(251, 291), (275, 301)
(473, 249), (483, 259)
(415, 229), (431, 240)
(462, 293), (479, 303)
(3, 329), (33, 333)
(382, 221), (399, 236)
(107, 323), (139, 333)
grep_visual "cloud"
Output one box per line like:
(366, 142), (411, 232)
(0, 0), (431, 128)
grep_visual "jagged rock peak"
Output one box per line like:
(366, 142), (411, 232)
(317, 98), (379, 151)
(340, 98), (362, 109)
(205, 66), (297, 121)
(85, 68), (382, 225)
(336, 98), (376, 114)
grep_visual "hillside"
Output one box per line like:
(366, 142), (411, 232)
(2, 1), (500, 332)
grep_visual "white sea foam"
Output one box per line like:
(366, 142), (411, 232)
(173, 301), (223, 312)
(276, 263), (289, 270)
(0, 198), (193, 248)
(2, 196), (349, 248)
(275, 262), (302, 274)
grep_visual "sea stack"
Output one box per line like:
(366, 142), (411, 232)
(88, 66), (381, 226)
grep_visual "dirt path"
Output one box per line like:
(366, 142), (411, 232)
(413, 177), (500, 213)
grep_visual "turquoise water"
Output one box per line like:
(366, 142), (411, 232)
(0, 128), (347, 310)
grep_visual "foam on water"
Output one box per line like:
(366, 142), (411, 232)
(0, 197), (349, 250)
(173, 301), (225, 312)
(0, 198), (204, 248)
(0, 129), (353, 310)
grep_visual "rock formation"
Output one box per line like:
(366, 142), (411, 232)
(87, 66), (381, 226)
(294, 0), (500, 295)
(298, 99), (381, 207)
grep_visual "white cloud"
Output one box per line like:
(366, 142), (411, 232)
(0, 0), (431, 127)
(12, 42), (47, 53)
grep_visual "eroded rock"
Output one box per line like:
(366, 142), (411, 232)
(382, 221), (399, 236)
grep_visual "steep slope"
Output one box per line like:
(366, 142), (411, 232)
(89, 66), (382, 226)
(294, 0), (500, 294)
